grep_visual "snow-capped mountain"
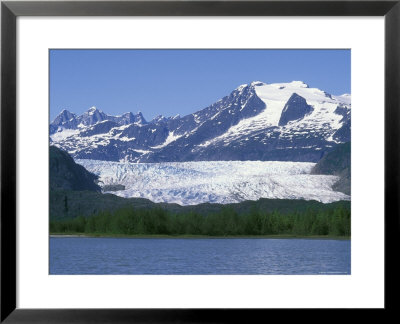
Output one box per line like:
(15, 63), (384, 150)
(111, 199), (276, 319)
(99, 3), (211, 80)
(50, 81), (351, 163)
(77, 159), (350, 205)
(50, 107), (147, 131)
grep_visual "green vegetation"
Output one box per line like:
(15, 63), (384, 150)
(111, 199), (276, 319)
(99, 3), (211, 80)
(50, 188), (350, 221)
(50, 205), (350, 237)
(312, 142), (351, 195)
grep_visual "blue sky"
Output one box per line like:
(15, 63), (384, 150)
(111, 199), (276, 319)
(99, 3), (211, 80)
(50, 49), (350, 122)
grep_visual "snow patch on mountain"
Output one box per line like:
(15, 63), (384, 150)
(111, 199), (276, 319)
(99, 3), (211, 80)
(50, 128), (81, 142)
(333, 94), (351, 105)
(76, 159), (350, 206)
(151, 131), (183, 149)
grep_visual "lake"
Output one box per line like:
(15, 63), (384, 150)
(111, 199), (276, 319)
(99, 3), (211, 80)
(49, 237), (350, 275)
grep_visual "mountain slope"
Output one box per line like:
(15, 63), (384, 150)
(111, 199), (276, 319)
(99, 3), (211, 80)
(50, 80), (351, 163)
(311, 142), (351, 195)
(50, 146), (101, 191)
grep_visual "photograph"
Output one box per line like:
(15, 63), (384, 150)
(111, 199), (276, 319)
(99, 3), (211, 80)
(49, 49), (351, 275)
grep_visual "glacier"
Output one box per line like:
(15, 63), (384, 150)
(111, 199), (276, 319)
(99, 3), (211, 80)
(76, 159), (350, 206)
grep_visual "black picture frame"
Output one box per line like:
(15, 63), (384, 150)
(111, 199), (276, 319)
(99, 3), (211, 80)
(1, 0), (399, 322)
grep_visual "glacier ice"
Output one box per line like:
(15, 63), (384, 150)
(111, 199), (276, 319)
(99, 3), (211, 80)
(76, 159), (350, 206)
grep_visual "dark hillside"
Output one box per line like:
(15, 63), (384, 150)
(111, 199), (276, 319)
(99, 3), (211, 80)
(311, 142), (350, 195)
(50, 145), (101, 192)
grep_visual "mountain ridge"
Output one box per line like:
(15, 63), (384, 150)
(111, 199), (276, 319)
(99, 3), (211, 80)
(50, 80), (351, 163)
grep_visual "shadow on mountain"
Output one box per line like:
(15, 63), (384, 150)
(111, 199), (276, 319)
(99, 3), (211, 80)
(311, 142), (351, 195)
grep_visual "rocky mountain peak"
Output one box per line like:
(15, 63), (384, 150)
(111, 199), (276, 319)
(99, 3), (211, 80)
(50, 80), (351, 163)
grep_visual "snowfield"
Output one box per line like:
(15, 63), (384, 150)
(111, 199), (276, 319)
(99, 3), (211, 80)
(76, 159), (350, 205)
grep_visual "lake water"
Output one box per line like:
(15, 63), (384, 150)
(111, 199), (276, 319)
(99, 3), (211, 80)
(49, 237), (350, 275)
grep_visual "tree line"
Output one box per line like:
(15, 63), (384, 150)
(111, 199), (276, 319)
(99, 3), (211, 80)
(50, 205), (350, 237)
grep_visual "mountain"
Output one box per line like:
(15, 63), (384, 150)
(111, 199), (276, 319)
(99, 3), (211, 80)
(50, 107), (147, 135)
(311, 142), (351, 195)
(49, 146), (101, 192)
(50, 81), (350, 163)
